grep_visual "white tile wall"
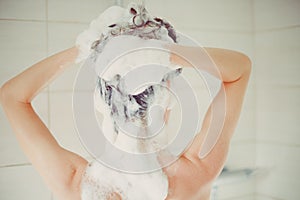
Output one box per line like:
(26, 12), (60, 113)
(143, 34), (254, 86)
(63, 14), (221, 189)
(232, 85), (256, 143)
(254, 0), (300, 30)
(254, 0), (300, 199)
(163, 0), (253, 31)
(256, 143), (300, 200)
(47, 22), (88, 91)
(48, 0), (113, 23)
(0, 165), (52, 200)
(0, 21), (47, 86)
(217, 142), (256, 199)
(0, 0), (46, 20)
(256, 86), (300, 145)
(226, 143), (256, 169)
(216, 179), (256, 200)
(47, 22), (88, 55)
(49, 64), (80, 91)
(255, 27), (300, 86)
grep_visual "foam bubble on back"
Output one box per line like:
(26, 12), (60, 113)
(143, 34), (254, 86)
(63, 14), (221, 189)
(81, 161), (168, 200)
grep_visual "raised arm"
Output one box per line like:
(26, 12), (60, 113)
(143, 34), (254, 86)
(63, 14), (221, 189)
(169, 45), (251, 157)
(0, 47), (87, 200)
(162, 44), (251, 200)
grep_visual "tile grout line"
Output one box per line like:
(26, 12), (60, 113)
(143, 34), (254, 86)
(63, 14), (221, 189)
(256, 140), (300, 148)
(0, 163), (31, 168)
(251, 0), (258, 175)
(252, 0), (260, 194)
(256, 24), (300, 33)
(0, 18), (44, 23)
(45, 0), (49, 57)
(0, 18), (89, 25)
(231, 139), (257, 145)
(45, 0), (52, 133)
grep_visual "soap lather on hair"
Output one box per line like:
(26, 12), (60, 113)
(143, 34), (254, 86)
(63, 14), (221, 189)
(97, 67), (182, 137)
(90, 1), (178, 57)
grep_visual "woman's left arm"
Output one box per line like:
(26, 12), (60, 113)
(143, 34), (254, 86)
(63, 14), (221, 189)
(0, 47), (87, 199)
(162, 45), (251, 200)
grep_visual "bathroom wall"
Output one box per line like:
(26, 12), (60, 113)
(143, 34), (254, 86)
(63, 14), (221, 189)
(254, 0), (300, 199)
(0, 0), (271, 199)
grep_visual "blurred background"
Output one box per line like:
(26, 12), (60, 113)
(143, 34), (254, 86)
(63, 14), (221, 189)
(0, 0), (299, 199)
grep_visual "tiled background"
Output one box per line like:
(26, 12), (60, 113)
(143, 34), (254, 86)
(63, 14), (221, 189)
(0, 0), (299, 199)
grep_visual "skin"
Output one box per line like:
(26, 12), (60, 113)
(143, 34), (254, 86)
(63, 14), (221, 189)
(0, 44), (251, 200)
(163, 45), (251, 200)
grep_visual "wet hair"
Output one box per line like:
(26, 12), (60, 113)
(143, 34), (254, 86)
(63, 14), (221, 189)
(91, 2), (178, 54)
(97, 68), (182, 135)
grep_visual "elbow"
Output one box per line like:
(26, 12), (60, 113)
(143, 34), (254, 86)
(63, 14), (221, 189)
(228, 49), (252, 72)
(233, 51), (252, 79)
(1, 78), (33, 105)
(0, 85), (3, 105)
(234, 53), (252, 83)
(241, 53), (252, 77)
(0, 81), (21, 106)
(242, 52), (252, 69)
(0, 82), (12, 106)
(0, 83), (10, 106)
(224, 51), (252, 83)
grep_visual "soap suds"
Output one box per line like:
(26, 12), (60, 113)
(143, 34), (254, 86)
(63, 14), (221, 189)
(96, 67), (182, 153)
(81, 162), (168, 200)
(77, 2), (223, 199)
(78, 2), (179, 200)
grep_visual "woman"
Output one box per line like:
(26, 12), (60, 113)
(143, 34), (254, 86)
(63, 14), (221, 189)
(0, 7), (251, 200)
(0, 46), (251, 200)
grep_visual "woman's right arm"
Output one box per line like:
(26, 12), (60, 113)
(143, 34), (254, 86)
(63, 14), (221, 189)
(0, 47), (87, 200)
